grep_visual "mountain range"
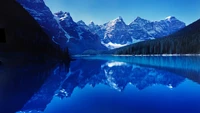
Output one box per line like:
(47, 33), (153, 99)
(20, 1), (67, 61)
(106, 18), (200, 55)
(17, 0), (186, 54)
(89, 16), (185, 49)
(0, 0), (69, 61)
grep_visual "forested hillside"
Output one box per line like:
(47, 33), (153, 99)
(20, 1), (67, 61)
(106, 19), (200, 55)
(0, 1), (70, 61)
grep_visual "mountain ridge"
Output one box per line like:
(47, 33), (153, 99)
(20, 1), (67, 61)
(105, 18), (200, 55)
(16, 0), (186, 54)
(87, 15), (185, 49)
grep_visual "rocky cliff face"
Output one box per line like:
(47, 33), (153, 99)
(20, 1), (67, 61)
(89, 16), (185, 49)
(53, 11), (107, 54)
(16, 0), (185, 53)
(107, 19), (200, 55)
(17, 1), (107, 54)
(16, 0), (69, 46)
(0, 0), (66, 59)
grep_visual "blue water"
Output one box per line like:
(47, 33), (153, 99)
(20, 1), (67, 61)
(3, 56), (200, 113)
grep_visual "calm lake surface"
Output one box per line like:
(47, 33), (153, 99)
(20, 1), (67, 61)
(1, 56), (200, 113)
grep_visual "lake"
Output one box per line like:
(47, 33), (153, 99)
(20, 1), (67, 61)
(1, 56), (200, 113)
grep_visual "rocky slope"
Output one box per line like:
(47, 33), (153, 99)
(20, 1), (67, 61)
(88, 16), (185, 49)
(17, 0), (185, 53)
(16, 0), (68, 46)
(16, 0), (107, 54)
(54, 11), (107, 54)
(107, 19), (200, 55)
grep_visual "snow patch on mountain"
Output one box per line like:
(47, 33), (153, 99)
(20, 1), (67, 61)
(76, 28), (84, 40)
(88, 16), (186, 49)
(102, 42), (128, 49)
(105, 16), (127, 30)
(54, 16), (71, 42)
(165, 16), (176, 21)
(60, 13), (69, 21)
(16, 0), (186, 52)
(131, 36), (145, 43)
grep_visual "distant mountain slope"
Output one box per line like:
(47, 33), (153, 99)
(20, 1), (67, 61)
(53, 11), (107, 54)
(0, 0), (68, 60)
(89, 16), (185, 49)
(16, 0), (68, 46)
(16, 0), (186, 54)
(105, 19), (200, 55)
(16, 0), (107, 54)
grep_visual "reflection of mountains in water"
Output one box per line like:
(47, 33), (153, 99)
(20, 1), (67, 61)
(79, 56), (200, 84)
(19, 56), (200, 112)
(0, 61), (59, 113)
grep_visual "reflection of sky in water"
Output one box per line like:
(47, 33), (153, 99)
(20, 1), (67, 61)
(16, 56), (200, 113)
(44, 80), (199, 113)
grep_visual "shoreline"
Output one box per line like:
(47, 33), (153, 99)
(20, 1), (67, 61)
(72, 54), (200, 57)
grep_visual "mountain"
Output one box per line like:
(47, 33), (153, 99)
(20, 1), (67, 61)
(53, 11), (107, 54)
(16, 0), (107, 54)
(77, 20), (91, 31)
(0, 0), (69, 61)
(16, 0), (68, 46)
(88, 21), (101, 33)
(17, 0), (186, 53)
(88, 16), (185, 49)
(132, 16), (186, 38)
(101, 17), (132, 47)
(106, 18), (200, 55)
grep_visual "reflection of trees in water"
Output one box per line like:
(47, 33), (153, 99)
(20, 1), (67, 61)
(78, 56), (200, 84)
(0, 61), (65, 113)
(19, 56), (200, 113)
(58, 56), (200, 98)
(20, 62), (70, 112)
(57, 59), (186, 98)
(116, 56), (200, 84)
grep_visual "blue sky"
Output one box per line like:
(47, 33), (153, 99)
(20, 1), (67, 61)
(44, 0), (200, 25)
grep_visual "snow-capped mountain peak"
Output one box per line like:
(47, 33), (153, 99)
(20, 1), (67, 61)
(165, 16), (176, 21)
(133, 16), (150, 26)
(105, 16), (126, 29)
(77, 20), (87, 26)
(113, 16), (124, 23)
(77, 20), (90, 30)
(134, 16), (148, 21)
(90, 20), (94, 23)
(54, 11), (72, 21)
(17, 0), (186, 52)
(88, 21), (97, 28)
(135, 16), (143, 20)
(89, 21), (94, 25)
(90, 16), (186, 49)
(116, 16), (123, 20)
